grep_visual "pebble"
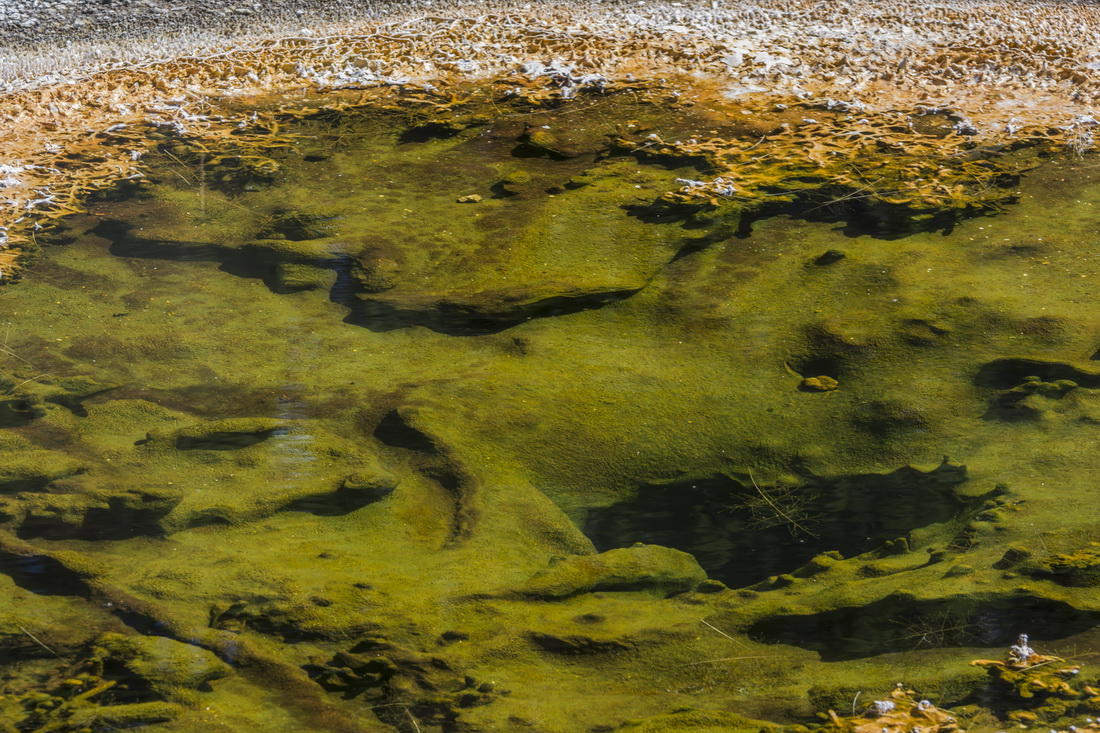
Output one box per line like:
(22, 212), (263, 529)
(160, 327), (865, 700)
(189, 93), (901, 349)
(800, 375), (840, 392)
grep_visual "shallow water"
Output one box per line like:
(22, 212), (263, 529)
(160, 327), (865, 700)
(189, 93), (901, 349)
(4, 92), (1100, 731)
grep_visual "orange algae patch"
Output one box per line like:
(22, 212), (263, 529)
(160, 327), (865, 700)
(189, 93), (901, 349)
(0, 69), (1076, 282)
(1, 2), (1100, 278)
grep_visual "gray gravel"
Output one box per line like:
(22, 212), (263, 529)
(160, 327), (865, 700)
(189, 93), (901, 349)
(0, 0), (546, 83)
(0, 0), (420, 49)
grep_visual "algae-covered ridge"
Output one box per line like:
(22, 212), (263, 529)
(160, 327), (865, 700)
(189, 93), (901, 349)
(6, 1), (1100, 732)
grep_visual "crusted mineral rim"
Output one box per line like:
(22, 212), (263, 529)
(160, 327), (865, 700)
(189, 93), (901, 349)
(0, 0), (1098, 279)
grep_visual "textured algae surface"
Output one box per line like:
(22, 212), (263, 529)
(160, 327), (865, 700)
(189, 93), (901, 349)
(3, 92), (1100, 731)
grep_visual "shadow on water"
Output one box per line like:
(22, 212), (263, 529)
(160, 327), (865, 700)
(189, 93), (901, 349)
(14, 485), (181, 541)
(101, 222), (224, 263)
(583, 463), (975, 590)
(740, 192), (967, 240)
(625, 186), (983, 242)
(105, 225), (640, 336)
(0, 550), (88, 596)
(342, 289), (642, 336)
(373, 409), (439, 454)
(332, 247), (646, 335)
(0, 549), (173, 641)
(283, 489), (392, 517)
(974, 357), (1100, 389)
(748, 594), (1100, 662)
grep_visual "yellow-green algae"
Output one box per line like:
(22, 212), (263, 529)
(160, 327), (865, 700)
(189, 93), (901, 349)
(3, 91), (1100, 732)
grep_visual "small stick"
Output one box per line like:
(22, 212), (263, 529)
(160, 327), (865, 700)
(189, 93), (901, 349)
(19, 625), (62, 658)
(700, 619), (739, 643)
(4, 372), (52, 395)
(404, 707), (422, 733)
(748, 471), (819, 538)
(678, 655), (774, 666)
(368, 703), (422, 732)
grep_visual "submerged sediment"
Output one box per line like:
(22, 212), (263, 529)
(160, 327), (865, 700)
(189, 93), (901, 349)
(3, 2), (1100, 732)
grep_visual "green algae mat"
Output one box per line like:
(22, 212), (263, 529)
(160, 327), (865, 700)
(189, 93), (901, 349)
(4, 90), (1100, 732)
